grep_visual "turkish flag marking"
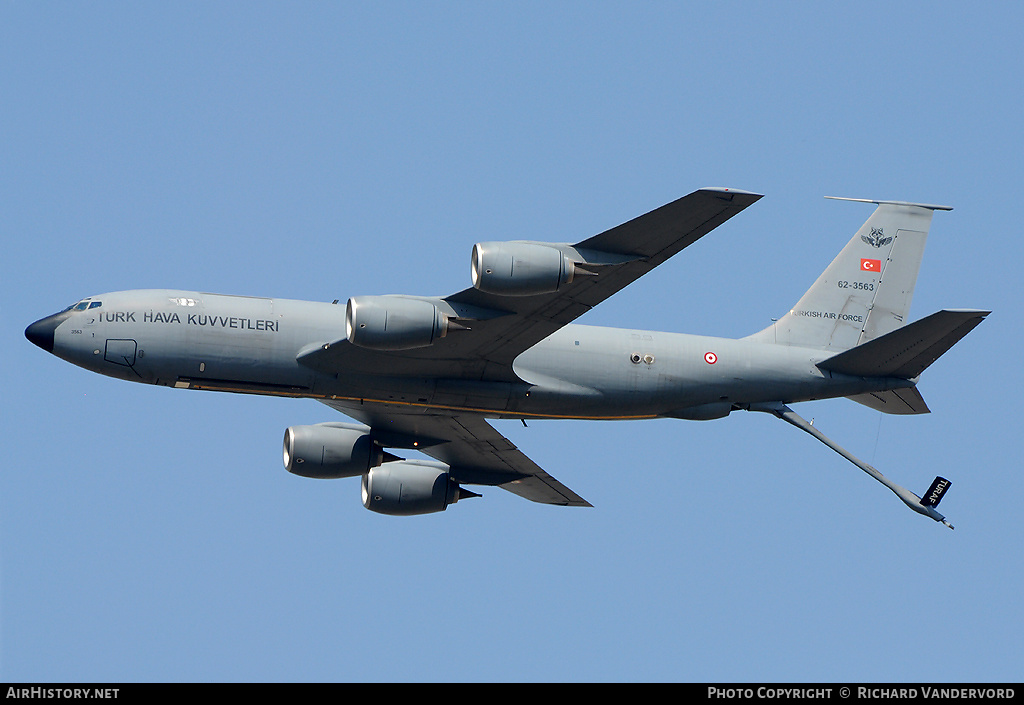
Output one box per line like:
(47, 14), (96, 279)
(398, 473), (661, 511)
(861, 258), (882, 272)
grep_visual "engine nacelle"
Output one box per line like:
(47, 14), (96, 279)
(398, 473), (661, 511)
(283, 423), (385, 479)
(471, 241), (576, 296)
(346, 296), (449, 351)
(361, 460), (471, 516)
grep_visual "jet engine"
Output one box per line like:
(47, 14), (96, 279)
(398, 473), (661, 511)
(471, 242), (576, 296)
(283, 423), (390, 479)
(345, 296), (450, 350)
(361, 460), (478, 516)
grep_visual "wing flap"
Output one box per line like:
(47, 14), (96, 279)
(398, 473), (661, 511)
(498, 473), (590, 507)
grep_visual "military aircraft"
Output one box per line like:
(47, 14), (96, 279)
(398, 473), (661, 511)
(25, 188), (987, 527)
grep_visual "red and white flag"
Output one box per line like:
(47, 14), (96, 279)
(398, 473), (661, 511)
(861, 258), (882, 272)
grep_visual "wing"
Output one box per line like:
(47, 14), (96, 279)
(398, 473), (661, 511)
(306, 188), (762, 506)
(298, 187), (762, 381)
(322, 398), (591, 506)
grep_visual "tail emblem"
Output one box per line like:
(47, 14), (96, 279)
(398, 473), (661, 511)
(861, 227), (892, 248)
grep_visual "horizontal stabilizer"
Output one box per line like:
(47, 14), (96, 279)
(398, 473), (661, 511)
(824, 196), (953, 211)
(846, 387), (930, 415)
(818, 309), (989, 379)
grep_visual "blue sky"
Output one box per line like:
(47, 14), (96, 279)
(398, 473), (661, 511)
(3, 2), (1022, 682)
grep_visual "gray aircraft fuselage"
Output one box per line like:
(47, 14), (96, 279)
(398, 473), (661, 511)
(27, 191), (984, 525)
(31, 287), (908, 421)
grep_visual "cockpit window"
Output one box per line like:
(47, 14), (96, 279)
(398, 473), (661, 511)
(60, 297), (100, 311)
(61, 299), (102, 312)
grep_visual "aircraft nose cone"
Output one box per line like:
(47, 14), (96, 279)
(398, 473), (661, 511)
(25, 315), (62, 353)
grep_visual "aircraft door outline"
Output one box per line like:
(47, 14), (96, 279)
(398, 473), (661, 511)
(104, 338), (138, 368)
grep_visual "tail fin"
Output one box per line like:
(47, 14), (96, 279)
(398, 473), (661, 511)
(748, 197), (953, 352)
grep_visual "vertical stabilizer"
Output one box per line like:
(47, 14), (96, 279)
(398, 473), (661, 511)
(748, 198), (952, 351)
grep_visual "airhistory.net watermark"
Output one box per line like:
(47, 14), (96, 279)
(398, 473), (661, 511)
(6, 688), (118, 699)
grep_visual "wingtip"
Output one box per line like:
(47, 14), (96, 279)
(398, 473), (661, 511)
(699, 187), (764, 198)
